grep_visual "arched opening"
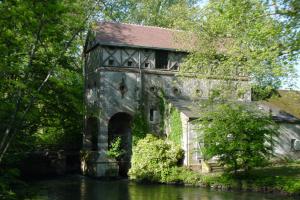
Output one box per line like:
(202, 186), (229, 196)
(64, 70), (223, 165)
(108, 112), (132, 177)
(85, 117), (98, 150)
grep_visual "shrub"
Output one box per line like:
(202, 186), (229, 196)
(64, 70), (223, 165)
(198, 102), (278, 174)
(128, 134), (184, 182)
(106, 136), (125, 159)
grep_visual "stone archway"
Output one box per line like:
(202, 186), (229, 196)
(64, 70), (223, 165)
(108, 112), (132, 177)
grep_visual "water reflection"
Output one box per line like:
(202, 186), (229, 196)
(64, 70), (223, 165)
(30, 175), (296, 200)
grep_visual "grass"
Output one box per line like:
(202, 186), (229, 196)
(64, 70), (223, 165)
(159, 162), (300, 195)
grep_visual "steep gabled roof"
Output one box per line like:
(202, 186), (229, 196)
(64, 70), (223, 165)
(91, 21), (185, 51)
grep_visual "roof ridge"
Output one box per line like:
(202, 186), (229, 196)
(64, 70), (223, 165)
(97, 21), (178, 32)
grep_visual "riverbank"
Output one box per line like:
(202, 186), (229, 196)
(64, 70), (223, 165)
(154, 162), (300, 196)
(8, 175), (297, 200)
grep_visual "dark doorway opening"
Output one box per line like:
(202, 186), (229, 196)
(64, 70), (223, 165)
(108, 112), (132, 177)
(155, 50), (168, 69)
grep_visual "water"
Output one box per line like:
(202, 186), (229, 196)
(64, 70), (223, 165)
(26, 175), (296, 200)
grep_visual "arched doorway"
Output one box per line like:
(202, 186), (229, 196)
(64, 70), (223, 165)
(85, 117), (98, 150)
(108, 112), (132, 177)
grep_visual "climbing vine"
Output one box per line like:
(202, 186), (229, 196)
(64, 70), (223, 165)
(131, 111), (149, 146)
(168, 107), (182, 146)
(158, 89), (167, 133)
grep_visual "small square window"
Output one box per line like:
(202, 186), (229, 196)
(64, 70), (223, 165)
(145, 62), (150, 68)
(108, 59), (114, 66)
(127, 60), (133, 67)
(172, 64), (179, 70)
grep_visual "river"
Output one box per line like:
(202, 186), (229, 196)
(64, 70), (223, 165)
(26, 175), (296, 200)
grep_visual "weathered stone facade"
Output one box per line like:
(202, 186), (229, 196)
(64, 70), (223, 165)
(82, 22), (251, 177)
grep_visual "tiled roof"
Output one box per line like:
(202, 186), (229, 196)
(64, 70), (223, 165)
(92, 22), (185, 51)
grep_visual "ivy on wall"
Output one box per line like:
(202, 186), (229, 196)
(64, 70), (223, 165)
(158, 90), (167, 133)
(168, 107), (182, 146)
(131, 111), (149, 146)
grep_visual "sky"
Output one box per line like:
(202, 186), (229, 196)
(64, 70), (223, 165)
(288, 64), (300, 91)
(281, 63), (300, 91)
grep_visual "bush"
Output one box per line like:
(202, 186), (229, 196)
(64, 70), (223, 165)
(106, 136), (125, 159)
(199, 102), (278, 174)
(128, 134), (184, 182)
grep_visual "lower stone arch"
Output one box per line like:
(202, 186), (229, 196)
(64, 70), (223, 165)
(108, 112), (133, 177)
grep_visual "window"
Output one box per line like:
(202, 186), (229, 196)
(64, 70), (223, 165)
(108, 59), (114, 66)
(150, 86), (156, 92)
(127, 60), (133, 67)
(291, 139), (296, 151)
(155, 50), (168, 69)
(172, 64), (179, 71)
(145, 62), (150, 68)
(150, 108), (154, 122)
(173, 87), (180, 95)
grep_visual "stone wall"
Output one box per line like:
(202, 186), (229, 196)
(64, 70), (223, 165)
(83, 44), (251, 177)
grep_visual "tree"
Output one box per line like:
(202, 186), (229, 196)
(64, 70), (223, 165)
(178, 0), (299, 99)
(98, 0), (199, 28)
(0, 0), (101, 163)
(198, 103), (278, 174)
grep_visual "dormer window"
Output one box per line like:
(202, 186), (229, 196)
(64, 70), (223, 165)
(108, 59), (114, 66)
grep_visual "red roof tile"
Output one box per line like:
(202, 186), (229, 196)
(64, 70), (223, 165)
(93, 22), (184, 51)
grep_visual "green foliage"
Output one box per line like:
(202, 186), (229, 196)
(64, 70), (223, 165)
(107, 136), (125, 159)
(160, 162), (300, 194)
(0, 0), (98, 161)
(0, 168), (21, 200)
(180, 0), (298, 95)
(251, 85), (279, 101)
(100, 0), (199, 28)
(168, 107), (182, 146)
(129, 134), (184, 182)
(198, 102), (279, 174)
(131, 111), (149, 146)
(158, 90), (167, 133)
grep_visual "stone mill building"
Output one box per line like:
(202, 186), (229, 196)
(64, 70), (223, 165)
(81, 22), (299, 177)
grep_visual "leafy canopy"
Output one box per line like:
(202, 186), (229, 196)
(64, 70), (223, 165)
(198, 102), (279, 174)
(179, 0), (298, 97)
(0, 0), (100, 162)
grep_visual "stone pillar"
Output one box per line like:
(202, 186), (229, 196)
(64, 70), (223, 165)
(81, 115), (119, 177)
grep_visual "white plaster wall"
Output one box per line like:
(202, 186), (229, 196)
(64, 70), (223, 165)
(274, 123), (300, 159)
(187, 122), (202, 166)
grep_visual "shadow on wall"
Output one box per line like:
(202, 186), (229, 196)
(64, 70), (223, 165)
(85, 117), (99, 150)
